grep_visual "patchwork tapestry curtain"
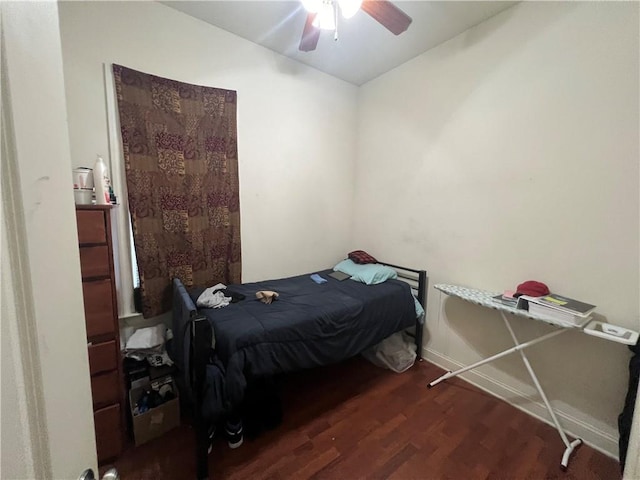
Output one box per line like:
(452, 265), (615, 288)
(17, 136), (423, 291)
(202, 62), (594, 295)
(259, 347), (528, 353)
(113, 64), (241, 318)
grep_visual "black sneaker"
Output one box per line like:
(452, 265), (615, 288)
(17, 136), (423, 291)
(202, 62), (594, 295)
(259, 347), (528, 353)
(224, 419), (244, 449)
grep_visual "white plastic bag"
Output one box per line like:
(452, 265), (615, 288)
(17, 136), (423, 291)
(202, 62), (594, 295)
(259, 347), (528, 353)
(125, 324), (166, 350)
(362, 331), (417, 373)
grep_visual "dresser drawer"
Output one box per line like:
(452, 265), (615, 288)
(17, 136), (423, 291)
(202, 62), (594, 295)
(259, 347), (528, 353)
(94, 404), (123, 463)
(76, 210), (107, 244)
(88, 340), (118, 376)
(82, 279), (115, 339)
(80, 245), (110, 279)
(91, 370), (120, 409)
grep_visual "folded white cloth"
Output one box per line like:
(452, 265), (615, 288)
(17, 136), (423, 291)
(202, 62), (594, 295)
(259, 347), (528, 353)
(197, 283), (231, 309)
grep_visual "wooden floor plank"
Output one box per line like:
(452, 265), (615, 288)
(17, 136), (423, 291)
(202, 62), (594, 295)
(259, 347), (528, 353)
(107, 357), (621, 480)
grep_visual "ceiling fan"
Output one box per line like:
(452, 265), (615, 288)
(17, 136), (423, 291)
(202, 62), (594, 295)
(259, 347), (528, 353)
(299, 0), (412, 52)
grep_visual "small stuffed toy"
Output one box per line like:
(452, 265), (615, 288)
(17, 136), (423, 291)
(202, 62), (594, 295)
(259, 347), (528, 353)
(256, 291), (279, 304)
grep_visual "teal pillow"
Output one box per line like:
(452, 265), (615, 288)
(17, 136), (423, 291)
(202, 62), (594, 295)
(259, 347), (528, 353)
(333, 259), (397, 285)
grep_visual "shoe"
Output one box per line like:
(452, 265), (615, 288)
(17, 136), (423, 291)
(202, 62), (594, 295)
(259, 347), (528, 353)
(224, 419), (244, 449)
(207, 425), (216, 454)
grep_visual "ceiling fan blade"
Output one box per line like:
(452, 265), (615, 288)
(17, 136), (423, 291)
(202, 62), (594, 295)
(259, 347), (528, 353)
(299, 13), (321, 52)
(361, 0), (412, 36)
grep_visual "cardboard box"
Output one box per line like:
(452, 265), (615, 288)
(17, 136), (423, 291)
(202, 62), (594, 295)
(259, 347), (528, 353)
(129, 377), (180, 446)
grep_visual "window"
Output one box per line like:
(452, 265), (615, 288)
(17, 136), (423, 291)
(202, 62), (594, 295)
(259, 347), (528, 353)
(105, 63), (140, 318)
(129, 218), (140, 289)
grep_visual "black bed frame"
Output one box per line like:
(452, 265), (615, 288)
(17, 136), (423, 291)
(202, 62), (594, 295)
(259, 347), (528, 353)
(182, 262), (428, 480)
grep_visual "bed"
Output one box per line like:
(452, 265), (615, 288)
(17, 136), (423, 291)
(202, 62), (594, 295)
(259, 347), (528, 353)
(171, 261), (428, 480)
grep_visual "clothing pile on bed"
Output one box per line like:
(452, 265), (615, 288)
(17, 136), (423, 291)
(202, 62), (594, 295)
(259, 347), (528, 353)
(196, 283), (282, 308)
(196, 283), (246, 308)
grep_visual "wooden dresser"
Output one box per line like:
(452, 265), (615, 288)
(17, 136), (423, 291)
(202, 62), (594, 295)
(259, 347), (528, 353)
(76, 205), (124, 463)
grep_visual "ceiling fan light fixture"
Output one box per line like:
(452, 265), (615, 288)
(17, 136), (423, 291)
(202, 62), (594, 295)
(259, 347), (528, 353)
(299, 0), (412, 52)
(301, 0), (323, 14)
(312, 2), (336, 30)
(338, 0), (362, 19)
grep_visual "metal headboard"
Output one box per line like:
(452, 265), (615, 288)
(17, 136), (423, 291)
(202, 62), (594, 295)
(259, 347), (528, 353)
(379, 261), (428, 360)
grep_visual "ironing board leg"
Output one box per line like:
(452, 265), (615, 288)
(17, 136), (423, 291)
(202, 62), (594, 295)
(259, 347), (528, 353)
(500, 313), (582, 470)
(561, 438), (583, 471)
(426, 326), (568, 388)
(426, 313), (583, 470)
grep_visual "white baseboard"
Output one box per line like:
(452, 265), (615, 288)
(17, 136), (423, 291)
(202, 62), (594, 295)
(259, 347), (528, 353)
(423, 347), (619, 460)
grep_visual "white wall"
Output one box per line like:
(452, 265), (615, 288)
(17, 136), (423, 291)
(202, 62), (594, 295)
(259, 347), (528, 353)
(355, 2), (639, 456)
(58, 1), (358, 286)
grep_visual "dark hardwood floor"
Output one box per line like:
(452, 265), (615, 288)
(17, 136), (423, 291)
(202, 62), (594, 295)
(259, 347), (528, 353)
(109, 357), (621, 479)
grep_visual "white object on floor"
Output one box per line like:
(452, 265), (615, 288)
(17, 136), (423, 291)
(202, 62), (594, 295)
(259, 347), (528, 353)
(362, 331), (416, 373)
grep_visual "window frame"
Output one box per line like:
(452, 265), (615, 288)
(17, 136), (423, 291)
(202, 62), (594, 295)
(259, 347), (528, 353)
(105, 63), (140, 319)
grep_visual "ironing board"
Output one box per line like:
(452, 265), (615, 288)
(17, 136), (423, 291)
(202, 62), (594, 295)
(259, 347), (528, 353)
(428, 284), (590, 471)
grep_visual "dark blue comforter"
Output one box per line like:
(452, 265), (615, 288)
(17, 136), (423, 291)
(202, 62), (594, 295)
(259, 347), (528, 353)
(189, 269), (417, 419)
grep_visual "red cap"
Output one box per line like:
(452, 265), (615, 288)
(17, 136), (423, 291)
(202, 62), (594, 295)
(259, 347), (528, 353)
(516, 280), (550, 297)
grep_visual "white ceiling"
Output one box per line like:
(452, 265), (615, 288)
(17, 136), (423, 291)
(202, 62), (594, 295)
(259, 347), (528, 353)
(162, 1), (517, 85)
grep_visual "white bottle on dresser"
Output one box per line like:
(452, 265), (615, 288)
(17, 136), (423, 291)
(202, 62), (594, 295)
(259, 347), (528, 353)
(93, 155), (110, 205)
